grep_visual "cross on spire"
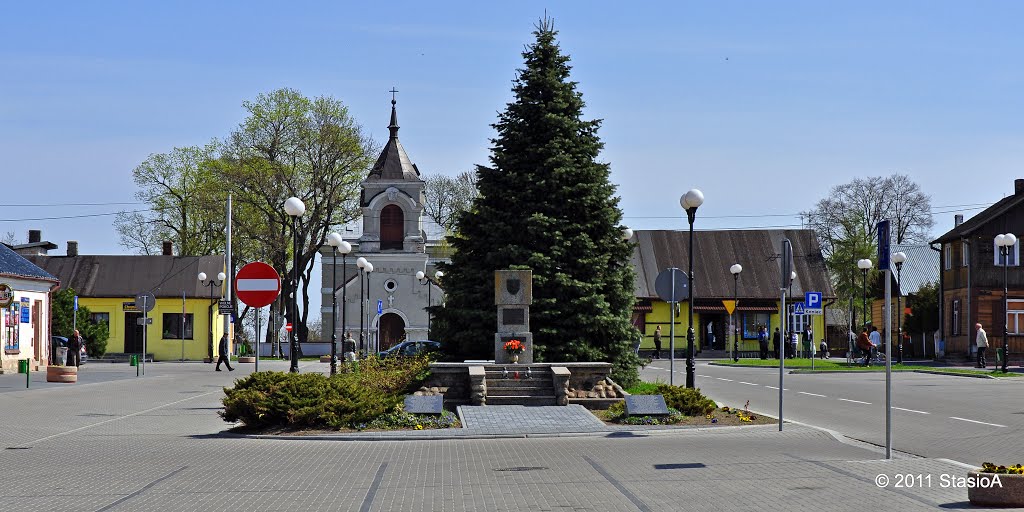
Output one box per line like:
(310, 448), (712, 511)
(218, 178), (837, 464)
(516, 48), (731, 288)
(389, 87), (399, 104)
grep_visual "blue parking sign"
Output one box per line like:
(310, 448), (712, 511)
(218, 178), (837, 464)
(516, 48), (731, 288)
(804, 292), (823, 315)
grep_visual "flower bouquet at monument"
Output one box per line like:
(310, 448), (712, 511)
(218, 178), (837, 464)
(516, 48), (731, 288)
(504, 339), (525, 363)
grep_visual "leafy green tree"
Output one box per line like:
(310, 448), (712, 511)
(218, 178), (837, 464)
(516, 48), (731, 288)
(52, 288), (109, 358)
(903, 281), (939, 336)
(433, 18), (641, 387)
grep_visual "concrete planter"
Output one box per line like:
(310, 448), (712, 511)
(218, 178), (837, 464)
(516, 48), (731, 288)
(46, 365), (78, 383)
(237, 356), (256, 363)
(968, 471), (1024, 507)
(319, 355), (332, 363)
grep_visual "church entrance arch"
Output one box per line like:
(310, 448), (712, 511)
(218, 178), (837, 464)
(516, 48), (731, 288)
(379, 313), (405, 350)
(380, 204), (404, 250)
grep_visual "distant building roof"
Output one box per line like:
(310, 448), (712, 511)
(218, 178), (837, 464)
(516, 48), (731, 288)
(631, 229), (835, 300)
(932, 178), (1024, 244)
(25, 254), (226, 298)
(0, 243), (58, 283)
(891, 244), (939, 296)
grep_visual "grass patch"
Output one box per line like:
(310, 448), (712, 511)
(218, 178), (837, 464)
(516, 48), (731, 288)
(713, 358), (1022, 377)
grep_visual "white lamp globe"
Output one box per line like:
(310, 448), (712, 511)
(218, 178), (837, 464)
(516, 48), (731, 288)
(1007, 233), (1018, 246)
(284, 197), (305, 217)
(996, 234), (1007, 247)
(622, 228), (633, 240)
(415, 271), (425, 281)
(327, 232), (343, 247)
(730, 264), (743, 275)
(435, 270), (444, 279)
(892, 251), (907, 264)
(356, 257), (368, 269)
(365, 262), (374, 273)
(680, 189), (705, 210)
(217, 272), (226, 281)
(790, 270), (797, 281)
(858, 258), (873, 270)
(197, 272), (207, 282)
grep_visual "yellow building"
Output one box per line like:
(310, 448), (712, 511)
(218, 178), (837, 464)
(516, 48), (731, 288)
(26, 242), (231, 361)
(631, 230), (834, 358)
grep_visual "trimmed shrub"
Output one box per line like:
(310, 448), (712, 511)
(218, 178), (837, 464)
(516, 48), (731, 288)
(656, 384), (717, 416)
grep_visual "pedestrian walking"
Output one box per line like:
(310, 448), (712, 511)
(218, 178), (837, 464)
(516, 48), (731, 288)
(215, 333), (234, 371)
(653, 325), (662, 359)
(758, 326), (769, 359)
(856, 328), (873, 366)
(67, 329), (83, 367)
(975, 323), (989, 368)
(772, 327), (780, 359)
(803, 326), (813, 358)
(819, 339), (830, 359)
(788, 330), (798, 359)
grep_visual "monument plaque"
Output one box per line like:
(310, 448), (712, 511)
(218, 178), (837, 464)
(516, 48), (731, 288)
(501, 308), (525, 326)
(625, 395), (670, 416)
(404, 395), (443, 415)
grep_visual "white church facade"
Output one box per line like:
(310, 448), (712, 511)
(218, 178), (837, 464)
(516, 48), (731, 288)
(320, 98), (446, 354)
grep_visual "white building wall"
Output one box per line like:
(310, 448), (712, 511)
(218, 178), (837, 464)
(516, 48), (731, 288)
(0, 278), (53, 373)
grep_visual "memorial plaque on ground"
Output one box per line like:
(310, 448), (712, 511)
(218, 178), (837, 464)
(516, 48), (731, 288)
(404, 395), (443, 415)
(625, 395), (670, 416)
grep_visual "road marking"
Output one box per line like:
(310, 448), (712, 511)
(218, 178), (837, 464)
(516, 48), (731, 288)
(893, 407), (929, 415)
(765, 386), (788, 391)
(950, 417), (1007, 428)
(738, 381), (759, 386)
(715, 378), (734, 382)
(837, 398), (871, 405)
(648, 366), (663, 370)
(798, 391), (827, 397)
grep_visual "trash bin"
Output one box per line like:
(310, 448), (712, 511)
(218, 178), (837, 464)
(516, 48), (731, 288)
(18, 359), (29, 374)
(55, 347), (68, 366)
(997, 348), (1004, 363)
(130, 354), (138, 366)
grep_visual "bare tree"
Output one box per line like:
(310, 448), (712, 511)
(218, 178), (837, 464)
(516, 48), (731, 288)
(423, 169), (479, 233)
(1, 231), (18, 246)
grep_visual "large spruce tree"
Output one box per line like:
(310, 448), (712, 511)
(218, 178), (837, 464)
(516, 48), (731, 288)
(434, 18), (641, 386)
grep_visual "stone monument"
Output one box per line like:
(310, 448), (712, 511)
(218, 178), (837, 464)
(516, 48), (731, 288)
(494, 270), (533, 364)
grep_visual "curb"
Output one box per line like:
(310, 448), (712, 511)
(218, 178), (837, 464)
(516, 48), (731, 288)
(709, 362), (1009, 379)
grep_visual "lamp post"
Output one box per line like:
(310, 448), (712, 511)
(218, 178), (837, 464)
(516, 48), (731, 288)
(416, 270), (444, 337)
(356, 257), (368, 357)
(680, 188), (704, 389)
(858, 259), (873, 333)
(284, 196), (305, 373)
(198, 271), (226, 363)
(996, 233), (1017, 373)
(364, 262), (374, 353)
(326, 232), (350, 375)
(730, 264), (742, 362)
(789, 270), (796, 357)
(892, 251), (907, 364)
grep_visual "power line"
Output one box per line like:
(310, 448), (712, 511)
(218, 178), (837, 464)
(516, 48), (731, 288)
(0, 201), (144, 208)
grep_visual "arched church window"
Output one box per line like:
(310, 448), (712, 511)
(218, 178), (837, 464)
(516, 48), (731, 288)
(380, 204), (404, 250)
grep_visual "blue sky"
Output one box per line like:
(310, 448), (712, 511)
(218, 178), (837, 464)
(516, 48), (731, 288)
(3, 1), (1023, 316)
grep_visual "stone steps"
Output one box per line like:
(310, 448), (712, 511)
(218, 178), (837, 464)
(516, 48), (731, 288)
(486, 395), (557, 406)
(487, 386), (554, 397)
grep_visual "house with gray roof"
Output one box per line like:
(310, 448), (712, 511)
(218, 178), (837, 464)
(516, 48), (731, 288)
(0, 242), (59, 372)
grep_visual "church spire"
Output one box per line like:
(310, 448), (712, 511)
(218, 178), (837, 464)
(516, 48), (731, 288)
(388, 87), (399, 139)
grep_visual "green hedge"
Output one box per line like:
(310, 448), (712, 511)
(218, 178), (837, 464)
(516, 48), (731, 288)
(221, 355), (433, 430)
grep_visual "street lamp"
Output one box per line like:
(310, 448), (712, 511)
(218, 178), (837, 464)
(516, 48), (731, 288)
(198, 271), (226, 363)
(327, 232), (350, 375)
(284, 196), (305, 373)
(364, 262), (374, 353)
(891, 251), (907, 364)
(680, 188), (704, 389)
(416, 270), (444, 337)
(858, 259), (873, 333)
(996, 233), (1017, 372)
(730, 264), (742, 362)
(356, 257), (368, 357)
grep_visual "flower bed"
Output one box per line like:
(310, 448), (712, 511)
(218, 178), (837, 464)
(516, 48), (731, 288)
(968, 463), (1024, 507)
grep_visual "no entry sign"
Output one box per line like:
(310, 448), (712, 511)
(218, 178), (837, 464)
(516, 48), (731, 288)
(235, 262), (281, 308)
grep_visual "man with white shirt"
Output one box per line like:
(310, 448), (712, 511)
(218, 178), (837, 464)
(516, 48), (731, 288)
(975, 323), (989, 368)
(869, 326), (882, 362)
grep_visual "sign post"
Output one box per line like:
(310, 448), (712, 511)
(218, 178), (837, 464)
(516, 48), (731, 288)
(235, 262), (282, 373)
(135, 292), (156, 376)
(655, 268), (689, 386)
(878, 219), (893, 459)
(779, 239), (792, 431)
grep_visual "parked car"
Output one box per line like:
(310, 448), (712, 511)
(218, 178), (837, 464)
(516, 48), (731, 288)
(377, 340), (440, 358)
(50, 335), (87, 365)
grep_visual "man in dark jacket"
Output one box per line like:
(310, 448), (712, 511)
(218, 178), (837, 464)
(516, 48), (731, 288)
(67, 329), (83, 367)
(772, 328), (781, 359)
(216, 334), (234, 371)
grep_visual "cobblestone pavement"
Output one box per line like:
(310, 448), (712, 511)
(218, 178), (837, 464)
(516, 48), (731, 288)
(0, 360), (1005, 511)
(459, 405), (608, 433)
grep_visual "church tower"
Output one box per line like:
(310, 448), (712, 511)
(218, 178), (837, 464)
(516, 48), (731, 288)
(323, 95), (441, 354)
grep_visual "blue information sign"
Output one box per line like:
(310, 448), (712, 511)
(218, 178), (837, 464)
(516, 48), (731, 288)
(377, 299), (383, 315)
(20, 298), (30, 323)
(877, 220), (891, 271)
(74, 295), (79, 311)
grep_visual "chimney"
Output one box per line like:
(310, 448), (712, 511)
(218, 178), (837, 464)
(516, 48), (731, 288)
(954, 214), (964, 227)
(162, 241), (174, 256)
(1016, 178), (1024, 195)
(28, 230), (41, 243)
(67, 241), (78, 257)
